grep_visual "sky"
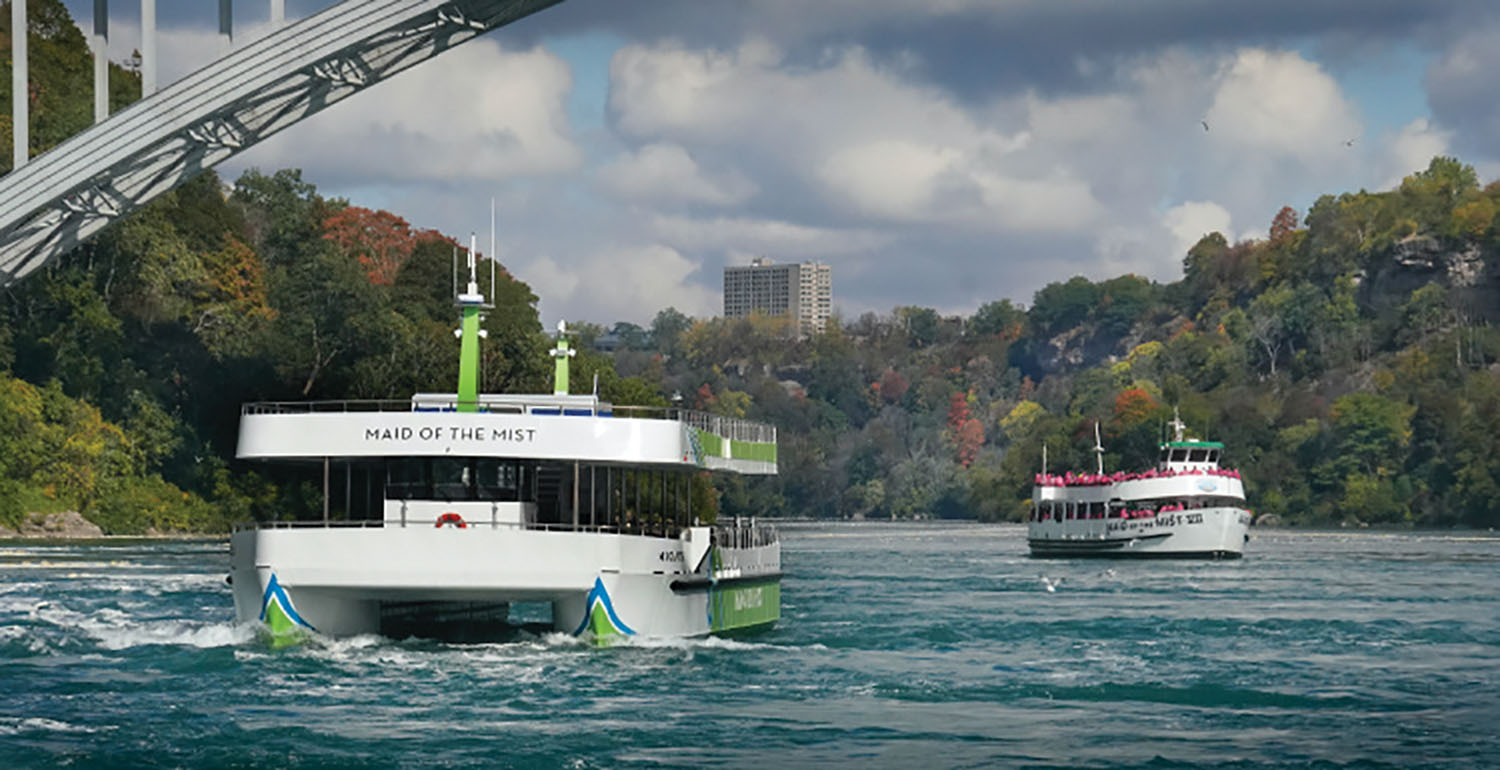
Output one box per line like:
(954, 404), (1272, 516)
(56, 0), (1500, 327)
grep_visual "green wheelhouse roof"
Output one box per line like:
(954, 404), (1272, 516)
(1162, 440), (1224, 449)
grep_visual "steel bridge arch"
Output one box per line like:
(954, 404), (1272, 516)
(0, 0), (561, 286)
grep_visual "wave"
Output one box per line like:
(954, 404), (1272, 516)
(29, 601), (253, 649)
(0, 717), (113, 735)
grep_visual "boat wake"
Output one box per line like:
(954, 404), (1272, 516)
(29, 602), (255, 650)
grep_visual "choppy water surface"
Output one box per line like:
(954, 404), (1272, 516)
(2, 524), (1497, 768)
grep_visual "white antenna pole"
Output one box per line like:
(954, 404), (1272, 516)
(1042, 443), (1048, 478)
(467, 233), (479, 295)
(1093, 421), (1105, 475)
(451, 245), (457, 299)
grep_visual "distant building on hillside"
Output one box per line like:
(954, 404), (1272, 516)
(722, 257), (832, 337)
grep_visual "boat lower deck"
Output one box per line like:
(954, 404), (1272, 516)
(230, 522), (782, 643)
(1027, 506), (1251, 559)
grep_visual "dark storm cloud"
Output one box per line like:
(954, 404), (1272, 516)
(1424, 24), (1500, 163)
(517, 0), (1493, 99)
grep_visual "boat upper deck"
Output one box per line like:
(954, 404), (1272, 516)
(236, 393), (778, 475)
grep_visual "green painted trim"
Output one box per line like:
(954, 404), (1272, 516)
(585, 602), (625, 647)
(729, 439), (777, 463)
(1163, 441), (1224, 449)
(710, 578), (780, 633)
(693, 428), (724, 458)
(261, 599), (308, 649)
(552, 337), (571, 396)
(456, 305), (481, 413)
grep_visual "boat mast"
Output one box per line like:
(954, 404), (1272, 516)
(1093, 421), (1105, 475)
(1168, 406), (1186, 443)
(550, 321), (575, 396)
(455, 234), (491, 412)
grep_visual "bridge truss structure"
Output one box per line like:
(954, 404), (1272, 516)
(0, 0), (561, 286)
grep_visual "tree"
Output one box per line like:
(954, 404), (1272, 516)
(650, 307), (692, 357)
(969, 299), (1026, 339)
(322, 206), (444, 286)
(1029, 277), (1098, 337)
(1269, 205), (1300, 244)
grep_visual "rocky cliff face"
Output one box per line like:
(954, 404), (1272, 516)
(0, 511), (105, 539)
(1365, 235), (1498, 318)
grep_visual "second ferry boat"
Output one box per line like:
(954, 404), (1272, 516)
(228, 246), (782, 644)
(1028, 412), (1251, 559)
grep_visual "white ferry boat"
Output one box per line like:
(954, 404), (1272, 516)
(228, 249), (781, 644)
(1028, 414), (1250, 559)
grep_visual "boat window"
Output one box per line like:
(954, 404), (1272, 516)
(476, 459), (520, 502)
(1207, 450), (1219, 464)
(1188, 449), (1208, 462)
(386, 459), (429, 500)
(432, 460), (473, 501)
(1170, 449), (1187, 462)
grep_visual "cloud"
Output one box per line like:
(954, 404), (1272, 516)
(610, 40), (1097, 233)
(517, 244), (720, 323)
(1381, 118), (1450, 190)
(648, 214), (889, 259)
(234, 40), (581, 185)
(1204, 49), (1362, 162)
(1424, 24), (1500, 164)
(1162, 201), (1235, 259)
(598, 143), (756, 206)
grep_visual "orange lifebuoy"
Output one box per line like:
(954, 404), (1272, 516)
(435, 512), (467, 529)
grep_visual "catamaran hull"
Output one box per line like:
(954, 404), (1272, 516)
(1027, 507), (1251, 559)
(229, 526), (781, 643)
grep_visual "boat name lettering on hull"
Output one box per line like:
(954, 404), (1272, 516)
(733, 587), (764, 611)
(363, 426), (538, 442)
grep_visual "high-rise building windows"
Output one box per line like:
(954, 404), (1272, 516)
(723, 258), (832, 337)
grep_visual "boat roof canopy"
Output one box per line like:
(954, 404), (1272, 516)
(1162, 440), (1225, 450)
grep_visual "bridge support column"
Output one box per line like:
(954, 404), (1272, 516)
(219, 0), (233, 54)
(11, 0), (26, 168)
(93, 0), (109, 123)
(270, 0), (284, 27)
(140, 0), (155, 96)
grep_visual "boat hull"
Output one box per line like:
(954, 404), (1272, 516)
(229, 524), (780, 644)
(1027, 507), (1250, 559)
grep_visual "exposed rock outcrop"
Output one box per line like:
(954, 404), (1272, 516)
(0, 511), (105, 539)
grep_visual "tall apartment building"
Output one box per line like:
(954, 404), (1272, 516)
(723, 258), (832, 337)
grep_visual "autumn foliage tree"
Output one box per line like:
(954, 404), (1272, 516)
(946, 390), (984, 468)
(322, 207), (451, 286)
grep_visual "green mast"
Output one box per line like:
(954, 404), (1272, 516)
(456, 235), (491, 413)
(551, 321), (575, 396)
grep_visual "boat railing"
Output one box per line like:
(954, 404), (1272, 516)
(714, 523), (779, 550)
(234, 519), (709, 539)
(240, 400), (776, 445)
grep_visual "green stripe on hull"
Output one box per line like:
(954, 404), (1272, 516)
(710, 579), (780, 634)
(260, 596), (309, 648)
(728, 439), (777, 463)
(585, 602), (628, 647)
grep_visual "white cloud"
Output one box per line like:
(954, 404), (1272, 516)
(1162, 201), (1234, 260)
(518, 245), (720, 324)
(236, 40), (581, 184)
(1203, 49), (1362, 162)
(1381, 118), (1450, 190)
(598, 143), (755, 206)
(610, 39), (1097, 234)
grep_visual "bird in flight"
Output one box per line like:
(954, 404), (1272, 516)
(1201, 120), (1210, 132)
(1343, 137), (1357, 147)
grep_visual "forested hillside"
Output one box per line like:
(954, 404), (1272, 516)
(588, 158), (1500, 530)
(3, 0), (1498, 532)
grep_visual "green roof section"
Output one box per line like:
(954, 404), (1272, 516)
(1163, 440), (1225, 449)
